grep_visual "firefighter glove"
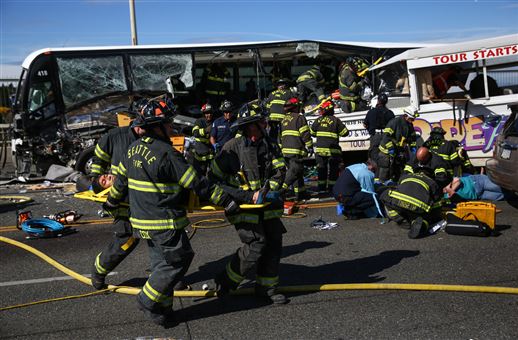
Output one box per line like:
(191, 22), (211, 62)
(224, 199), (240, 214)
(102, 198), (119, 217)
(307, 147), (314, 157)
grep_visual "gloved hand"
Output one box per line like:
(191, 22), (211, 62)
(102, 199), (119, 217)
(410, 147), (417, 155)
(388, 149), (395, 157)
(307, 147), (314, 157)
(224, 199), (240, 214)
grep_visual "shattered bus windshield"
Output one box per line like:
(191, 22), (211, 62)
(57, 56), (127, 109)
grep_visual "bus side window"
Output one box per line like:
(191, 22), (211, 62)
(28, 81), (53, 111)
(28, 81), (56, 120)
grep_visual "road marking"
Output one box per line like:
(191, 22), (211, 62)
(0, 272), (117, 287)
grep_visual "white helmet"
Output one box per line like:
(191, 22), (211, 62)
(403, 106), (419, 119)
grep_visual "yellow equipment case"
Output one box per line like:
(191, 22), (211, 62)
(454, 202), (497, 230)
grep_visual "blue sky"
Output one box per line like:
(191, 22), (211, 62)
(1, 0), (517, 65)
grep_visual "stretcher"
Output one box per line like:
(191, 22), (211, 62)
(73, 188), (269, 211)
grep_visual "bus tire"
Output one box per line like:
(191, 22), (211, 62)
(75, 146), (96, 175)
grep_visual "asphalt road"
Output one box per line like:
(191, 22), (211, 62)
(1, 186), (518, 340)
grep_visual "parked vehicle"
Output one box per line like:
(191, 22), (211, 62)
(486, 104), (518, 194)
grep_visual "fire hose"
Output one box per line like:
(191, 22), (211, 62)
(2, 234), (518, 312)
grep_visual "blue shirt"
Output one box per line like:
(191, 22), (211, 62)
(211, 116), (234, 146)
(346, 163), (378, 218)
(347, 163), (375, 193)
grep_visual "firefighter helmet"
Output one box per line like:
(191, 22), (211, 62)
(133, 99), (174, 127)
(275, 78), (290, 86)
(403, 106), (419, 119)
(238, 100), (267, 119)
(201, 103), (213, 113)
(284, 97), (300, 113)
(219, 100), (235, 113)
(430, 126), (446, 136)
(231, 114), (264, 132)
(378, 93), (388, 105)
(131, 97), (150, 114)
(318, 100), (335, 115)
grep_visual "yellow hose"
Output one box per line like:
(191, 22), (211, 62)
(2, 234), (518, 305)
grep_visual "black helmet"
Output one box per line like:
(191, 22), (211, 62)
(219, 100), (235, 113)
(130, 97), (150, 114)
(430, 126), (446, 136)
(275, 78), (290, 86)
(133, 99), (174, 128)
(378, 93), (388, 105)
(238, 100), (267, 119)
(231, 114), (263, 132)
(347, 56), (368, 72)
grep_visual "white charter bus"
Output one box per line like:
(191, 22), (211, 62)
(10, 40), (421, 176)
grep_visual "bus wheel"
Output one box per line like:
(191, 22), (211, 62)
(75, 146), (95, 175)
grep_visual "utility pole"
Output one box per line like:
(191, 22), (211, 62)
(129, 0), (138, 45)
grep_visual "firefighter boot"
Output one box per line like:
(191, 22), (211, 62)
(136, 298), (176, 327)
(214, 271), (232, 298)
(408, 216), (424, 239)
(173, 280), (191, 291)
(90, 267), (107, 290)
(255, 285), (288, 304)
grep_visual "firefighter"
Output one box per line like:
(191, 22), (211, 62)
(202, 62), (230, 108)
(280, 97), (313, 201)
(90, 98), (149, 177)
(363, 93), (395, 162)
(296, 65), (326, 104)
(210, 100), (236, 152)
(189, 103), (214, 175)
(310, 100), (349, 193)
(210, 113), (289, 305)
(381, 167), (443, 239)
(103, 99), (237, 326)
(403, 146), (451, 188)
(265, 78), (294, 142)
(423, 126), (474, 176)
(377, 107), (418, 183)
(89, 99), (150, 290)
(337, 57), (368, 113)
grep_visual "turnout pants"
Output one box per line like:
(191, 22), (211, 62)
(93, 218), (139, 277)
(284, 156), (306, 198)
(316, 154), (341, 192)
(223, 217), (287, 290)
(376, 153), (404, 183)
(135, 228), (194, 313)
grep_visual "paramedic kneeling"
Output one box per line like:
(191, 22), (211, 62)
(333, 159), (381, 220)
